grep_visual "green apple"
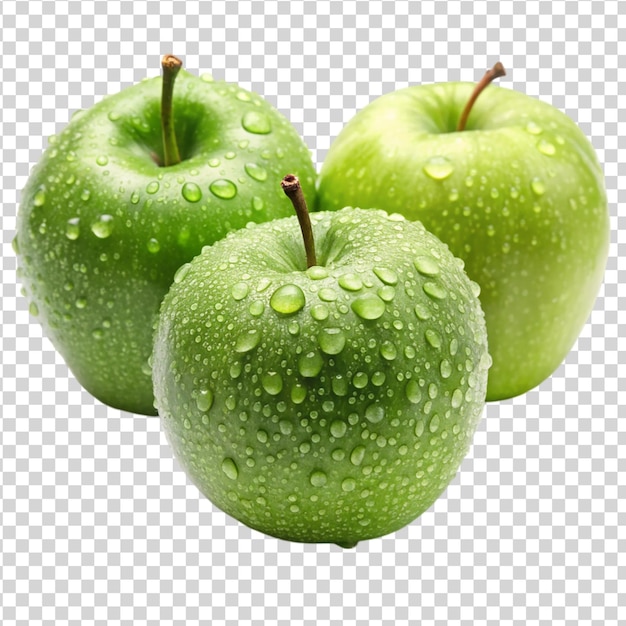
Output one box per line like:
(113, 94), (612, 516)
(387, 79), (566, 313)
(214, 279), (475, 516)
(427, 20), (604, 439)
(152, 175), (490, 547)
(317, 64), (609, 401)
(15, 55), (317, 415)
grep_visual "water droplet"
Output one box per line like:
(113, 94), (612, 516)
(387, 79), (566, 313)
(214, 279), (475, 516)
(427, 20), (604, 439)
(196, 388), (214, 412)
(91, 215), (114, 239)
(182, 181), (202, 202)
(130, 191), (140, 205)
(287, 319), (299, 334)
(526, 121), (542, 135)
(262, 371), (283, 396)
(108, 110), (121, 121)
(365, 404), (385, 424)
(425, 329), (442, 349)
(353, 372), (368, 389)
(252, 196), (265, 211)
(235, 329), (261, 353)
(270, 284), (306, 315)
(306, 266), (329, 280)
(423, 156), (454, 180)
(531, 178), (546, 196)
(244, 162), (268, 182)
(423, 282), (447, 300)
(350, 445), (366, 466)
(236, 90), (251, 102)
(29, 301), (39, 317)
(373, 267), (398, 285)
(330, 420), (347, 438)
(318, 328), (346, 355)
(173, 263), (191, 284)
(332, 375), (348, 397)
(341, 477), (356, 492)
(291, 384), (307, 404)
(147, 238), (160, 253)
(231, 282), (249, 301)
(298, 351), (324, 377)
(338, 273), (363, 291)
(248, 300), (264, 316)
(65, 217), (80, 240)
(183, 418), (192, 430)
(75, 298), (87, 309)
(380, 341), (397, 361)
(310, 304), (329, 321)
(81, 189), (91, 202)
(318, 287), (338, 302)
(146, 181), (160, 194)
(208, 158), (220, 168)
(310, 470), (328, 487)
(96, 155), (109, 166)
(429, 414), (440, 433)
(451, 388), (464, 409)
(221, 457), (239, 480)
(414, 256), (440, 276)
(242, 110), (272, 134)
(210, 179), (238, 199)
(371, 371), (386, 386)
(377, 286), (395, 302)
(351, 294), (386, 320)
(414, 304), (431, 320)
(440, 360), (452, 378)
(33, 188), (46, 207)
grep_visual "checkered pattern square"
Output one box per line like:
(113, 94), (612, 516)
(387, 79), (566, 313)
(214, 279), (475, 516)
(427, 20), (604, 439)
(2, 1), (625, 625)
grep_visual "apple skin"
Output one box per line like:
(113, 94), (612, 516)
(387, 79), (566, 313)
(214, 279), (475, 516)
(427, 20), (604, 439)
(317, 82), (609, 401)
(15, 69), (317, 415)
(152, 207), (490, 546)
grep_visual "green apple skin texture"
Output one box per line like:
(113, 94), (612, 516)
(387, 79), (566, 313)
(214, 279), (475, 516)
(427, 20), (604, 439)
(15, 69), (317, 415)
(153, 208), (489, 546)
(317, 83), (609, 401)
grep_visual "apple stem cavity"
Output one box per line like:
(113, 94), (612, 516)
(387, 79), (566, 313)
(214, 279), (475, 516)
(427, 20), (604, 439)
(281, 174), (317, 269)
(161, 54), (183, 167)
(456, 62), (506, 132)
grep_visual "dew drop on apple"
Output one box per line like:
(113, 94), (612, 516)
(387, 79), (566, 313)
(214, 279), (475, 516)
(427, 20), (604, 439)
(91, 215), (114, 239)
(252, 196), (265, 211)
(414, 303), (431, 321)
(353, 372), (368, 389)
(373, 267), (398, 286)
(270, 284), (306, 315)
(351, 294), (386, 320)
(33, 187), (46, 207)
(538, 140), (556, 156)
(231, 282), (249, 301)
(440, 359), (452, 379)
(261, 371), (283, 396)
(242, 111), (272, 134)
(425, 329), (442, 349)
(196, 388), (214, 412)
(291, 383), (307, 404)
(248, 300), (264, 316)
(96, 155), (109, 166)
(306, 266), (329, 280)
(244, 162), (268, 182)
(423, 156), (454, 181)
(365, 403), (385, 424)
(332, 375), (348, 397)
(65, 217), (81, 240)
(414, 256), (440, 277)
(380, 340), (397, 361)
(526, 121), (542, 135)
(310, 470), (328, 487)
(298, 351), (324, 378)
(531, 178), (546, 196)
(405, 379), (422, 404)
(311, 304), (329, 321)
(210, 178), (238, 199)
(318, 327), (346, 355)
(182, 181), (202, 203)
(75, 297), (86, 309)
(173, 263), (191, 284)
(423, 281), (447, 300)
(29, 301), (39, 317)
(377, 285), (395, 302)
(429, 414), (440, 433)
(146, 181), (160, 194)
(341, 477), (357, 492)
(338, 273), (363, 292)
(147, 238), (160, 253)
(221, 457), (239, 480)
(451, 388), (464, 409)
(235, 329), (261, 353)
(330, 420), (347, 439)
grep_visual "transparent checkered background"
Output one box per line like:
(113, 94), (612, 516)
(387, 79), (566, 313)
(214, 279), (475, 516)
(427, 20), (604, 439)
(1, 1), (625, 625)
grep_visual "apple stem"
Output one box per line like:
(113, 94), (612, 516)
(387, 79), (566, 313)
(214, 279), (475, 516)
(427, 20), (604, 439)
(456, 62), (506, 132)
(161, 54), (183, 167)
(281, 174), (317, 269)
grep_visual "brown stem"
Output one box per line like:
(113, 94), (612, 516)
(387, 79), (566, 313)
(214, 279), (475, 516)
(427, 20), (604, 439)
(161, 54), (183, 166)
(456, 62), (506, 132)
(281, 174), (317, 269)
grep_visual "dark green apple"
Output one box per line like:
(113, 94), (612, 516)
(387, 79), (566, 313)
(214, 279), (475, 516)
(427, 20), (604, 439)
(15, 56), (317, 415)
(152, 175), (490, 547)
(317, 64), (609, 401)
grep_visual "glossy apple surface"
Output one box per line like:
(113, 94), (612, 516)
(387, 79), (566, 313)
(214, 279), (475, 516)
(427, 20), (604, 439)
(15, 68), (317, 414)
(317, 82), (609, 400)
(153, 206), (490, 546)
